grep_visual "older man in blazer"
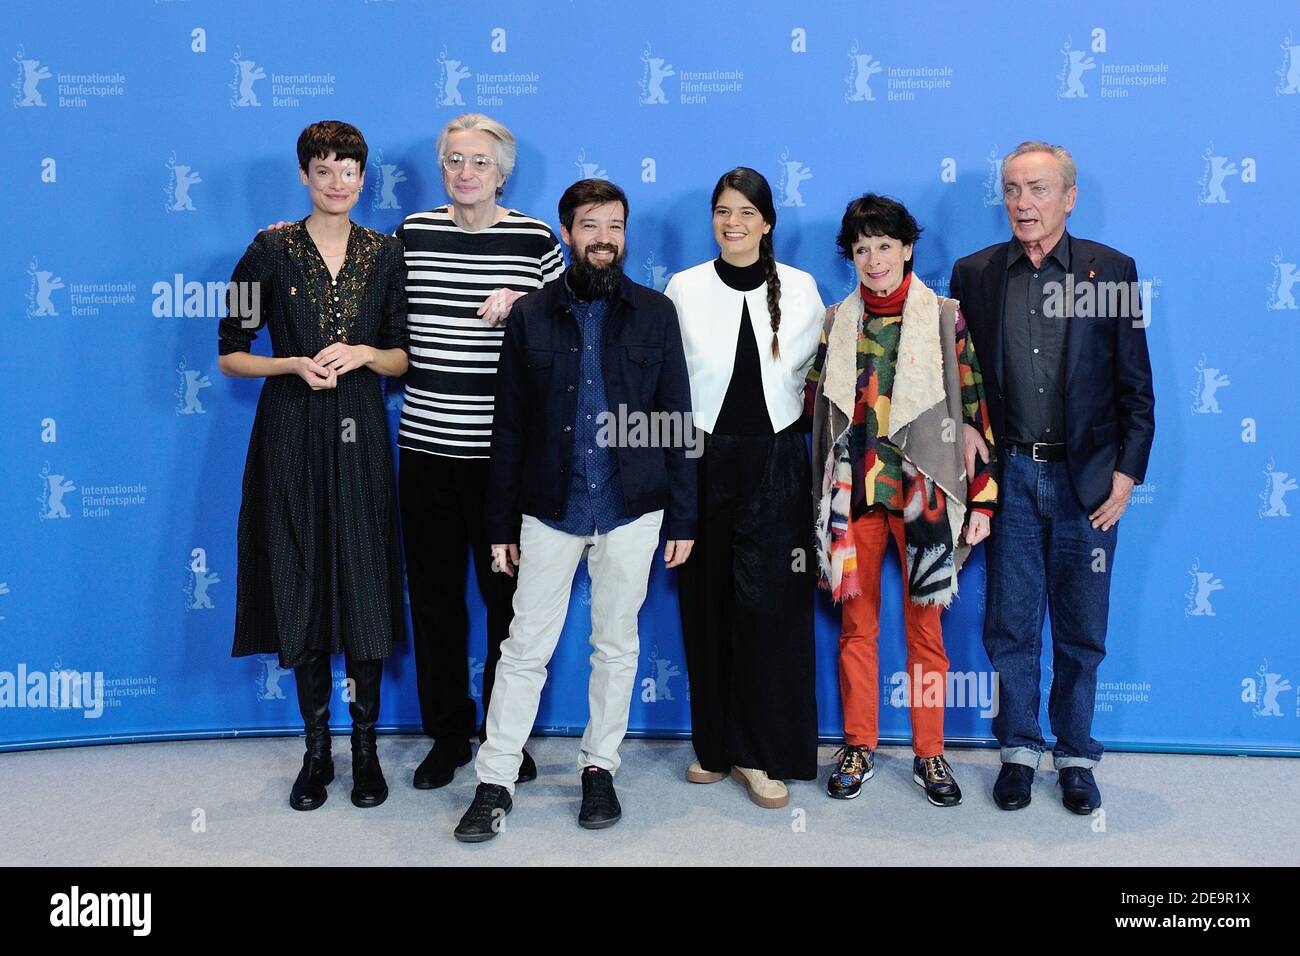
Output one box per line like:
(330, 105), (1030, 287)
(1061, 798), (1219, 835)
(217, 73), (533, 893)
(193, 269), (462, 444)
(950, 141), (1155, 814)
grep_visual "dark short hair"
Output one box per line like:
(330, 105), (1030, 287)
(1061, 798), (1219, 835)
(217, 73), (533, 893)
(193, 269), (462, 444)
(835, 193), (923, 261)
(296, 120), (368, 172)
(558, 179), (628, 231)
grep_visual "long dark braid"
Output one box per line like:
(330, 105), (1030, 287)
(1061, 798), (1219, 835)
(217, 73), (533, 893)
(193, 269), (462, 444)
(711, 166), (782, 357)
(759, 233), (782, 358)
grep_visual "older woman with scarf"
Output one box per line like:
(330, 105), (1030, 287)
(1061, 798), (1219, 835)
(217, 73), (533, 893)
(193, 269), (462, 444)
(806, 194), (997, 807)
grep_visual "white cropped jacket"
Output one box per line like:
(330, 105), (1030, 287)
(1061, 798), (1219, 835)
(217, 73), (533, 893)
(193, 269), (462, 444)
(665, 260), (826, 434)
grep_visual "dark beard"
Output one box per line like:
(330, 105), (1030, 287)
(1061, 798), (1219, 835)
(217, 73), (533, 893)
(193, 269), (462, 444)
(567, 247), (626, 300)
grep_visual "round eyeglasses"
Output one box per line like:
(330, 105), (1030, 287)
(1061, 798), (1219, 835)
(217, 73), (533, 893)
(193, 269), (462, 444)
(442, 152), (498, 174)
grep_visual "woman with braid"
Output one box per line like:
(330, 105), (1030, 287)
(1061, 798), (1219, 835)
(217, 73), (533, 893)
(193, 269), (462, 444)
(664, 168), (825, 809)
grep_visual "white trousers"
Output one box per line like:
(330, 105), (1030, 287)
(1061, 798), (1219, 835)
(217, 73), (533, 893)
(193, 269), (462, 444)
(475, 510), (664, 793)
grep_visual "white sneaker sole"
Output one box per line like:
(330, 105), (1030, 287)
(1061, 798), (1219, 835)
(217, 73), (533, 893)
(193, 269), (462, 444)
(913, 773), (962, 807)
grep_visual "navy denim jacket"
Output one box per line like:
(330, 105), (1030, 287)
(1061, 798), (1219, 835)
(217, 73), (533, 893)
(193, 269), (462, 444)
(486, 270), (698, 543)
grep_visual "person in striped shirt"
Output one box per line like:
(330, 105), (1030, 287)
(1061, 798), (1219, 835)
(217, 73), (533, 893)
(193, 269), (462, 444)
(396, 114), (564, 791)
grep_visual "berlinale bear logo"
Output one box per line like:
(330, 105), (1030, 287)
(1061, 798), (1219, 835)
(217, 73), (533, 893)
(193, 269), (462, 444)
(639, 45), (674, 105)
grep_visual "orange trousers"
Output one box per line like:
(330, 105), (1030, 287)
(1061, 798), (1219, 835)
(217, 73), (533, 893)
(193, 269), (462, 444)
(839, 508), (949, 757)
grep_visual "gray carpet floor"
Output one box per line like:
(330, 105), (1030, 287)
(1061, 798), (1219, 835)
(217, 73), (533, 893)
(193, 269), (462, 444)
(1, 736), (1295, 866)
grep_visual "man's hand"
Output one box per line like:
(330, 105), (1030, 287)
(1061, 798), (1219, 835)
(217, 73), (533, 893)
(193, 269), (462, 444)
(963, 423), (990, 482)
(477, 288), (525, 327)
(261, 220), (294, 232)
(1089, 471), (1135, 531)
(491, 543), (520, 577)
(964, 511), (990, 546)
(663, 540), (694, 568)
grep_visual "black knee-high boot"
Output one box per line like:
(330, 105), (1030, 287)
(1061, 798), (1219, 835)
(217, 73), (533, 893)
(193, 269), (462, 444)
(346, 656), (388, 808)
(290, 653), (335, 811)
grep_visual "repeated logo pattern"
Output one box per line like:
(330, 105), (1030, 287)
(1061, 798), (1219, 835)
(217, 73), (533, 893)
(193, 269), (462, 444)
(6, 10), (1298, 752)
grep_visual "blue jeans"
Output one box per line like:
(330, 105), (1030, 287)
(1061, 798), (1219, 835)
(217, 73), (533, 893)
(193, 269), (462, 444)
(984, 445), (1115, 770)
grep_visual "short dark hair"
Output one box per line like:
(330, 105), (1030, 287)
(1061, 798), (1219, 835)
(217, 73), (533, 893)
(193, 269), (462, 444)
(835, 193), (923, 261)
(296, 120), (368, 172)
(558, 179), (628, 231)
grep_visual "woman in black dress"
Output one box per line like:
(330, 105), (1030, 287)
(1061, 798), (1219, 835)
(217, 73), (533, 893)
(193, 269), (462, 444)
(218, 120), (409, 811)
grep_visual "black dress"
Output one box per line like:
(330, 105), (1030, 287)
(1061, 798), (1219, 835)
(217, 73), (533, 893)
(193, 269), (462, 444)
(219, 220), (408, 667)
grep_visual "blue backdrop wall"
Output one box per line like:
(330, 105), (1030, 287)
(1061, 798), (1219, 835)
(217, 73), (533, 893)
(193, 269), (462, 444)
(4, 0), (1299, 755)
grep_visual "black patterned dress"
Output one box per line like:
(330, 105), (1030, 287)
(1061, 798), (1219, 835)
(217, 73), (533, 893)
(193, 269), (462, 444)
(219, 220), (408, 667)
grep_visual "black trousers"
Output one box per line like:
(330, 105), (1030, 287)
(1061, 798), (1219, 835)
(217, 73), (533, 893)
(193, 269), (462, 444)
(677, 428), (819, 781)
(399, 450), (517, 742)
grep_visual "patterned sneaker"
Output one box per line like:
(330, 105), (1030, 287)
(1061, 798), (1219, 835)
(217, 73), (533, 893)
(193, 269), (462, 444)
(827, 744), (874, 799)
(912, 754), (962, 807)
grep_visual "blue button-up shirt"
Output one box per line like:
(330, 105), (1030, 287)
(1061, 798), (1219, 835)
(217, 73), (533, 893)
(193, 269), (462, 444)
(538, 280), (634, 536)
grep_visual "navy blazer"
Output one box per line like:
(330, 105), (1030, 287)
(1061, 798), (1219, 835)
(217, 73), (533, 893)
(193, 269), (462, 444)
(950, 234), (1155, 513)
(486, 272), (698, 544)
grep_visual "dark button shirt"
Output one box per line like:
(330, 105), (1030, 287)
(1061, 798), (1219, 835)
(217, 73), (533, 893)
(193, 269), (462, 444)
(712, 257), (774, 436)
(1002, 234), (1070, 444)
(538, 279), (633, 536)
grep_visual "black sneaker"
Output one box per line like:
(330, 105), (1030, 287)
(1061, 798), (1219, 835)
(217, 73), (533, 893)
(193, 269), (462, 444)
(827, 744), (874, 799)
(578, 766), (622, 829)
(453, 783), (512, 843)
(913, 754), (962, 807)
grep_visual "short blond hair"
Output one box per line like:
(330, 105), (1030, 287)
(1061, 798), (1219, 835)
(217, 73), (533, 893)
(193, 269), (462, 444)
(436, 113), (517, 196)
(1002, 140), (1077, 190)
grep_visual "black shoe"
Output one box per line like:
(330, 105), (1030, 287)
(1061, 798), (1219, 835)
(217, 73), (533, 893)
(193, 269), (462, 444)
(289, 654), (334, 812)
(290, 748), (335, 811)
(827, 744), (874, 800)
(413, 738), (472, 790)
(347, 657), (389, 809)
(517, 748), (537, 784)
(578, 766), (622, 829)
(993, 763), (1035, 810)
(913, 754), (962, 807)
(1058, 767), (1101, 814)
(454, 783), (513, 843)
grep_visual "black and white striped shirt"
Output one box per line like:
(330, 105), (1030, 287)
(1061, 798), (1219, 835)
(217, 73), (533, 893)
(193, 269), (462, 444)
(395, 206), (565, 458)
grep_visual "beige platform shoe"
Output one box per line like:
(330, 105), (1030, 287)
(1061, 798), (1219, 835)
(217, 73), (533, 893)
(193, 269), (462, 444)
(685, 760), (726, 784)
(730, 766), (789, 808)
